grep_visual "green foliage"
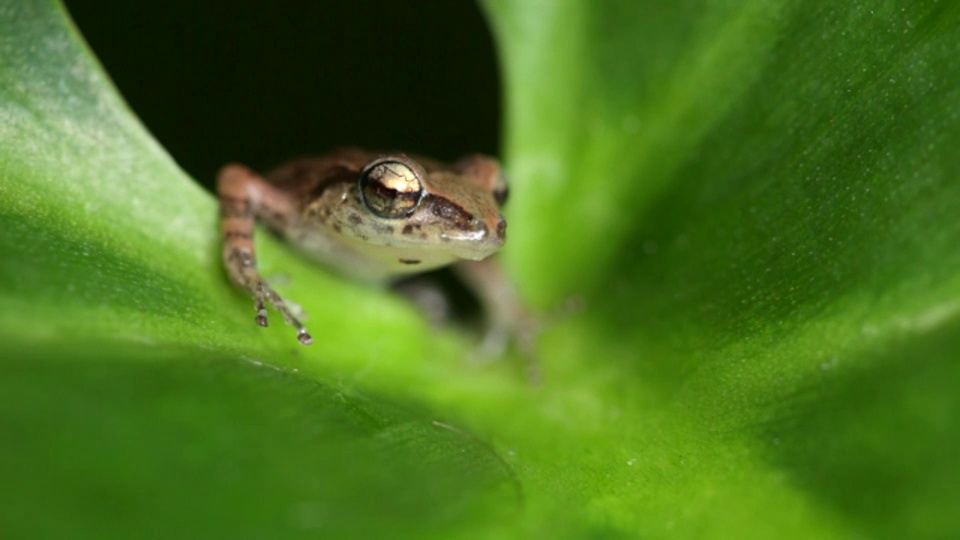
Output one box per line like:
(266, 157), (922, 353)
(2, 0), (959, 537)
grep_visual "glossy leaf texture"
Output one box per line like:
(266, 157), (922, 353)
(1, 0), (959, 537)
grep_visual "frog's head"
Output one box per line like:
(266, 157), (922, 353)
(319, 154), (508, 272)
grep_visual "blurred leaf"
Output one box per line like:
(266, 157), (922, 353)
(485, 0), (960, 536)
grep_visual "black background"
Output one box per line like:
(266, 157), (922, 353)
(64, 1), (502, 190)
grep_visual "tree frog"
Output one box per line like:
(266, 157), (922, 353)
(217, 147), (520, 351)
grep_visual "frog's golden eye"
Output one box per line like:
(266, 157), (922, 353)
(358, 158), (425, 219)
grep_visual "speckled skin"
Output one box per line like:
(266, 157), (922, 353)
(216, 148), (509, 345)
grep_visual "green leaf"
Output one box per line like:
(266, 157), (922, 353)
(2, 0), (960, 538)
(1, 345), (518, 538)
(0, 1), (515, 536)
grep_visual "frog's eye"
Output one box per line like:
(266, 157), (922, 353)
(493, 182), (509, 207)
(358, 158), (424, 219)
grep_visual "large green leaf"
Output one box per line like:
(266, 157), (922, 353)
(2, 0), (959, 537)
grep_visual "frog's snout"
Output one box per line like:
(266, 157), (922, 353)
(474, 216), (506, 245)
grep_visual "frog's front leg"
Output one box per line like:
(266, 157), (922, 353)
(217, 164), (313, 345)
(454, 258), (540, 381)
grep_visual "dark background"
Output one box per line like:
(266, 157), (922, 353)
(63, 1), (501, 191)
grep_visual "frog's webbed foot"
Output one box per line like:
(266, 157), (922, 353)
(224, 247), (314, 345)
(256, 277), (314, 345)
(474, 308), (542, 383)
(218, 163), (313, 345)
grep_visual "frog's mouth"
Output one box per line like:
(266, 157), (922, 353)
(443, 213), (505, 242)
(448, 238), (505, 261)
(438, 217), (506, 259)
(328, 208), (506, 269)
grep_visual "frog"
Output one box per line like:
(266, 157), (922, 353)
(217, 147), (524, 355)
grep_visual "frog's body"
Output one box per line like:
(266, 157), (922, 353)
(217, 148), (511, 345)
